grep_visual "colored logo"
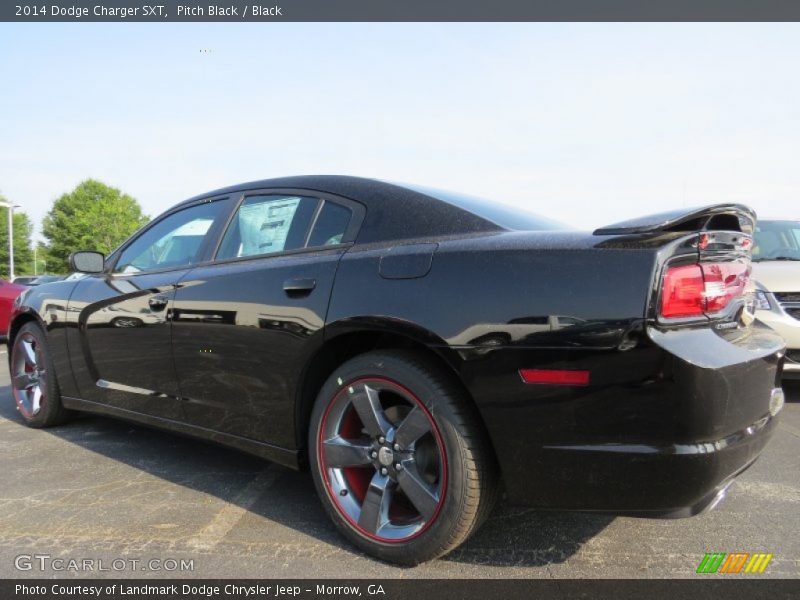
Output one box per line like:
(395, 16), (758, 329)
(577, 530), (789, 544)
(696, 552), (773, 574)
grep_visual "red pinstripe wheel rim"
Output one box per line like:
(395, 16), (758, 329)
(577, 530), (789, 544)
(318, 377), (447, 543)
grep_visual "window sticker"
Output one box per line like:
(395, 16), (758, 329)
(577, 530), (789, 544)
(238, 197), (300, 256)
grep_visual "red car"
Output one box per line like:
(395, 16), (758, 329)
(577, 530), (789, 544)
(0, 279), (27, 340)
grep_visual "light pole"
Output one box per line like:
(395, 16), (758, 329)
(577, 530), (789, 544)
(0, 200), (20, 280)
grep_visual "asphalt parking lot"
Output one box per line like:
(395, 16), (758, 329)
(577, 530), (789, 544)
(0, 358), (797, 579)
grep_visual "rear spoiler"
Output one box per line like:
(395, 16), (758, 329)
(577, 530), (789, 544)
(593, 204), (756, 236)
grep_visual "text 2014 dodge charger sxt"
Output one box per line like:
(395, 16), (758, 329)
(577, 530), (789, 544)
(7, 176), (785, 564)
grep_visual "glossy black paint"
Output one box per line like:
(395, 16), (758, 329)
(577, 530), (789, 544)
(171, 247), (344, 447)
(67, 270), (187, 420)
(594, 203), (756, 236)
(7, 176), (785, 514)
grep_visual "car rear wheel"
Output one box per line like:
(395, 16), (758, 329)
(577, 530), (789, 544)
(309, 350), (498, 564)
(10, 322), (72, 428)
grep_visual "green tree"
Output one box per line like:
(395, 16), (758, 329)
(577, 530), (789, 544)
(42, 179), (149, 273)
(0, 197), (34, 279)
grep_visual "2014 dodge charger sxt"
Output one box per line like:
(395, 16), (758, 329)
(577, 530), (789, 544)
(7, 176), (785, 564)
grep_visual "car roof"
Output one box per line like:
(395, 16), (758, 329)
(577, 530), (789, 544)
(176, 175), (505, 244)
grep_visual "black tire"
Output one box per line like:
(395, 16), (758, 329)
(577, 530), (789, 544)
(9, 321), (73, 428)
(309, 350), (498, 564)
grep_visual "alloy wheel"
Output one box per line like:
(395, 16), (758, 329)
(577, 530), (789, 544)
(12, 332), (47, 419)
(318, 377), (447, 542)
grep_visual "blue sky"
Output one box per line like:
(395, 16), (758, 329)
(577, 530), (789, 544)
(1, 23), (799, 241)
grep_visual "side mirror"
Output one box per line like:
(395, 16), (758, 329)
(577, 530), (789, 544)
(69, 251), (105, 274)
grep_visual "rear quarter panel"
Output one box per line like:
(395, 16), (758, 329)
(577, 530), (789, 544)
(327, 231), (657, 350)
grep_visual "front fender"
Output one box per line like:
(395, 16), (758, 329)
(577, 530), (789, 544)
(8, 280), (82, 398)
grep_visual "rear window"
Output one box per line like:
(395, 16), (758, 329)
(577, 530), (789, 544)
(400, 183), (567, 231)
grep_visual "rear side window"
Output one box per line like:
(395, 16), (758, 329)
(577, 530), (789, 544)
(216, 195), (355, 260)
(217, 195), (318, 260)
(308, 201), (352, 247)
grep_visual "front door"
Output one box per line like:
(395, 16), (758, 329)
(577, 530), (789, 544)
(67, 197), (232, 420)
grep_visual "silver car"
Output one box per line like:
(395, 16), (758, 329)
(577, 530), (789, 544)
(752, 219), (800, 379)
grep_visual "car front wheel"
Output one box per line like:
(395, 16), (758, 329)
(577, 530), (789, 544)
(10, 321), (72, 428)
(309, 350), (498, 564)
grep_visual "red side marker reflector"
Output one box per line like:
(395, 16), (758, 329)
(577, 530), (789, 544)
(519, 369), (590, 386)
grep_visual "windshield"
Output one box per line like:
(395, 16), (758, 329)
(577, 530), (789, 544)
(753, 220), (800, 262)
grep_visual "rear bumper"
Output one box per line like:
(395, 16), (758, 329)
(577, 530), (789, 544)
(535, 411), (777, 516)
(457, 321), (785, 515)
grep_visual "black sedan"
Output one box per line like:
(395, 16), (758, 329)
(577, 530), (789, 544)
(7, 176), (785, 564)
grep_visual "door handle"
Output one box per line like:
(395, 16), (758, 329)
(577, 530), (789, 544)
(283, 278), (316, 296)
(148, 296), (169, 311)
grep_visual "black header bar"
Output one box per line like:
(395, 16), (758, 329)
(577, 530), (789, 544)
(4, 1), (800, 22)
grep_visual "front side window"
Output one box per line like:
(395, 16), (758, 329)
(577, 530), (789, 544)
(115, 201), (227, 274)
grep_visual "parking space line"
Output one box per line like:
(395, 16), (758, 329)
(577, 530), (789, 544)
(185, 468), (280, 550)
(779, 422), (800, 439)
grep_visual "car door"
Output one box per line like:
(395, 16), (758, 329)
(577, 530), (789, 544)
(67, 196), (233, 420)
(171, 190), (362, 448)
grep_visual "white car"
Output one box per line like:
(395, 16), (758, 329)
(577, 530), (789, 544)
(752, 219), (800, 379)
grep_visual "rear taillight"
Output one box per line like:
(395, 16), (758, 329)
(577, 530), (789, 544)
(661, 264), (705, 318)
(701, 262), (750, 313)
(660, 261), (750, 319)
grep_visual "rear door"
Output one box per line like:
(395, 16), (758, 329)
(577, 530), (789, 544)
(171, 190), (361, 448)
(67, 196), (232, 420)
